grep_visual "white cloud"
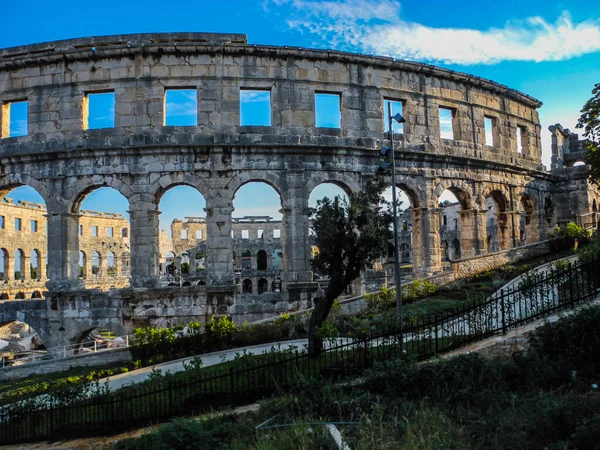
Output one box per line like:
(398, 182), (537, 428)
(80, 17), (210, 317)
(273, 0), (600, 65)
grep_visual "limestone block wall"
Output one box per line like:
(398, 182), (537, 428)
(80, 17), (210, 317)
(0, 32), (595, 346)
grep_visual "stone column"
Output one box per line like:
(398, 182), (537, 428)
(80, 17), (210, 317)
(37, 252), (45, 280)
(458, 209), (476, 258)
(412, 207), (442, 278)
(3, 253), (12, 281)
(129, 196), (161, 288)
(204, 197), (234, 285)
(45, 212), (84, 291)
(474, 210), (488, 254)
(22, 255), (31, 280)
(281, 170), (312, 285)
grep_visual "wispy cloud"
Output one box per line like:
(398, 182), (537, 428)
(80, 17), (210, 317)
(271, 0), (600, 65)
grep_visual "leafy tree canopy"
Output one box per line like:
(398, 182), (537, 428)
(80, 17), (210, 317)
(576, 83), (600, 184)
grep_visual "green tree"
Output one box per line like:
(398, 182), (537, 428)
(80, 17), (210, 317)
(308, 174), (394, 354)
(576, 83), (600, 184)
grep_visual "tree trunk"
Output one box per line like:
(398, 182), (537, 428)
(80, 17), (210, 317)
(307, 283), (344, 356)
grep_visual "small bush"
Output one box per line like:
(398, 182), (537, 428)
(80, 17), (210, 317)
(549, 222), (590, 251)
(403, 280), (437, 301)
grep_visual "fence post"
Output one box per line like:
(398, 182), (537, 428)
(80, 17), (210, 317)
(168, 380), (173, 414)
(434, 314), (439, 354)
(568, 262), (575, 306)
(500, 289), (506, 335)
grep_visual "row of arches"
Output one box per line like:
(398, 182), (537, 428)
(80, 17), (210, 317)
(0, 171), (558, 294)
(0, 249), (44, 281)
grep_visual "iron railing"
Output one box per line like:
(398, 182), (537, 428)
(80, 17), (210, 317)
(1, 253), (599, 444)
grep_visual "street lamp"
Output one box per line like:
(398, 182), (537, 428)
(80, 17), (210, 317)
(381, 102), (406, 324)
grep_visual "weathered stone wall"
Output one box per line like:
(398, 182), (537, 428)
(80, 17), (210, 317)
(0, 32), (594, 347)
(0, 200), (130, 298)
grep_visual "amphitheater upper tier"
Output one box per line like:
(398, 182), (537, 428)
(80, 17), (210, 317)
(0, 32), (542, 168)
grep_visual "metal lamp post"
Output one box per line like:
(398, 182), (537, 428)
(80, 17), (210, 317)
(383, 102), (406, 324)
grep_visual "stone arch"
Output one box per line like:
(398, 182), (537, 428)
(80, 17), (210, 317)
(15, 292), (25, 299)
(0, 175), (53, 209)
(227, 171), (285, 201)
(434, 180), (473, 210)
(394, 177), (423, 209)
(151, 173), (210, 205)
(106, 252), (116, 277)
(483, 188), (510, 251)
(31, 291), (42, 299)
(518, 193), (537, 245)
(257, 249), (268, 270)
(68, 177), (134, 214)
(305, 172), (362, 197)
(121, 252), (130, 276)
(72, 325), (126, 351)
(0, 293), (8, 300)
(258, 278), (268, 295)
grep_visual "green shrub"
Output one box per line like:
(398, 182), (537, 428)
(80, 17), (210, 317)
(364, 287), (396, 311)
(403, 280), (437, 301)
(549, 222), (590, 251)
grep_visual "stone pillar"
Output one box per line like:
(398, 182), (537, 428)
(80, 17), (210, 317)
(37, 252), (45, 280)
(474, 210), (488, 254)
(204, 197), (234, 285)
(45, 212), (84, 291)
(412, 207), (442, 278)
(129, 197), (161, 288)
(458, 209), (476, 258)
(3, 253), (12, 281)
(281, 171), (312, 285)
(22, 255), (31, 280)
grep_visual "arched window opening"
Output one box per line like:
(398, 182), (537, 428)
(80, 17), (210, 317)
(14, 249), (24, 280)
(121, 253), (130, 276)
(91, 251), (102, 277)
(77, 186), (130, 287)
(79, 251), (87, 278)
(242, 278), (252, 294)
(0, 248), (8, 281)
(30, 249), (40, 280)
(257, 250), (268, 270)
(31, 291), (42, 299)
(241, 250), (252, 269)
(106, 252), (116, 277)
(451, 238), (461, 260)
(258, 278), (268, 295)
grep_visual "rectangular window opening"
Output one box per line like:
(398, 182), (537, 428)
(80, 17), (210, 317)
(0, 216), (5, 229)
(181, 229), (188, 240)
(240, 89), (271, 126)
(517, 126), (526, 154)
(122, 228), (128, 238)
(107, 227), (114, 238)
(273, 229), (281, 239)
(484, 117), (495, 147)
(242, 230), (249, 239)
(257, 229), (264, 239)
(164, 89), (198, 126)
(439, 107), (455, 140)
(383, 99), (404, 134)
(84, 92), (115, 130)
(31, 220), (38, 233)
(315, 93), (341, 128)
(79, 224), (83, 236)
(91, 225), (98, 237)
(196, 229), (203, 240)
(1, 100), (28, 138)
(15, 218), (22, 231)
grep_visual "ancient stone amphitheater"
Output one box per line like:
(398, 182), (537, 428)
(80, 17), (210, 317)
(0, 32), (597, 349)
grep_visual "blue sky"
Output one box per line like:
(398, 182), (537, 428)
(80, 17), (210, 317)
(2, 0), (600, 229)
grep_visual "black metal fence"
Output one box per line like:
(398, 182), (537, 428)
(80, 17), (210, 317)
(1, 254), (599, 444)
